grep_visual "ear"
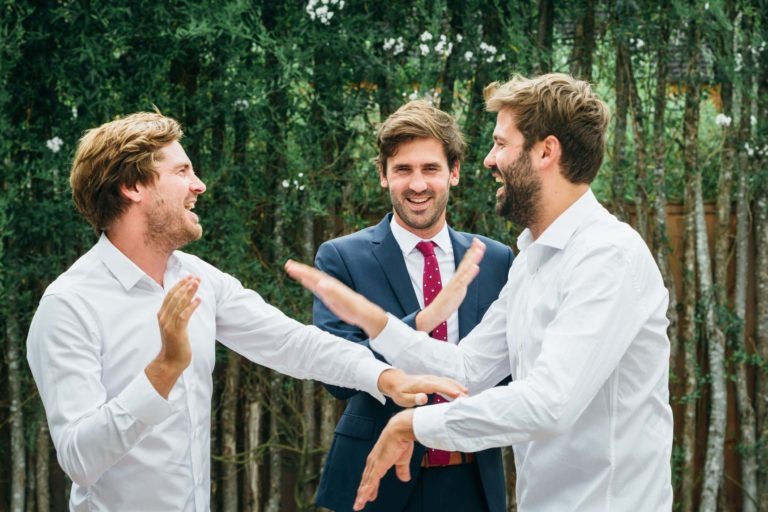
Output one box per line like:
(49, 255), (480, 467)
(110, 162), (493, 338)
(534, 135), (561, 171)
(378, 164), (389, 189)
(120, 182), (143, 204)
(449, 161), (460, 186)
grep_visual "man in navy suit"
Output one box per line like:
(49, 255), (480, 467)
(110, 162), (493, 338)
(313, 101), (513, 512)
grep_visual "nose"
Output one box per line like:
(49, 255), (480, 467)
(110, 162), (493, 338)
(409, 172), (427, 193)
(191, 174), (206, 194)
(483, 147), (496, 169)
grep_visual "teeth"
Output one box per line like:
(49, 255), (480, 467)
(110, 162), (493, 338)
(409, 198), (428, 204)
(185, 203), (195, 210)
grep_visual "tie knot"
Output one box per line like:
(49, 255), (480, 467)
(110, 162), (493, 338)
(415, 240), (436, 258)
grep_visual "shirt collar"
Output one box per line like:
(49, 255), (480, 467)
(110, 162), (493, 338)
(95, 233), (181, 291)
(517, 188), (602, 270)
(389, 216), (453, 256)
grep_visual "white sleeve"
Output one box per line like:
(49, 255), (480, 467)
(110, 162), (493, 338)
(370, 281), (512, 395)
(411, 244), (658, 452)
(211, 269), (391, 403)
(26, 294), (177, 486)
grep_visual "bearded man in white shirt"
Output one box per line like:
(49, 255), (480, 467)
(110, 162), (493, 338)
(286, 73), (675, 512)
(25, 112), (466, 512)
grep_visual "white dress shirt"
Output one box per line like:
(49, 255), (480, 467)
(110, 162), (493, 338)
(27, 234), (390, 512)
(372, 189), (674, 511)
(389, 218), (459, 344)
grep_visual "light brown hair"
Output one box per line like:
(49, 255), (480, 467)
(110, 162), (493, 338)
(70, 112), (182, 231)
(484, 73), (610, 184)
(375, 100), (466, 173)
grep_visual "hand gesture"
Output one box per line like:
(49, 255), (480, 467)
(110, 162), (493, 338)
(416, 238), (486, 333)
(147, 276), (202, 398)
(377, 368), (467, 407)
(354, 410), (416, 511)
(284, 259), (388, 338)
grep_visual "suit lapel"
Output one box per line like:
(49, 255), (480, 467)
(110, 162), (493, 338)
(450, 228), (480, 339)
(372, 215), (420, 315)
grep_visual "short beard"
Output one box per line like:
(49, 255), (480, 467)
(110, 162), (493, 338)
(144, 196), (201, 254)
(390, 188), (448, 232)
(496, 150), (541, 228)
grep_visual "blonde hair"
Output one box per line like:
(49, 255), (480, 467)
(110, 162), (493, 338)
(485, 73), (610, 184)
(70, 112), (182, 231)
(376, 100), (466, 172)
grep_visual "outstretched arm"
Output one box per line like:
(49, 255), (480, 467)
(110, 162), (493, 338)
(286, 238), (486, 339)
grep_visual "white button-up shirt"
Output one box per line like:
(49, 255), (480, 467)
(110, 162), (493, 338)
(389, 218), (459, 344)
(27, 234), (389, 512)
(372, 189), (673, 511)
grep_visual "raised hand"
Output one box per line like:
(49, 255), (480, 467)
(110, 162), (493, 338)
(377, 368), (467, 407)
(354, 410), (416, 511)
(146, 275), (202, 398)
(416, 238), (486, 333)
(284, 259), (389, 338)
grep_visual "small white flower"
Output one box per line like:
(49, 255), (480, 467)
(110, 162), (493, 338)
(419, 43), (430, 56)
(464, 51), (473, 61)
(409, 90), (419, 101)
(46, 136), (63, 153)
(233, 99), (249, 110)
(299, 185), (305, 191)
(393, 37), (405, 55)
(282, 179), (290, 188)
(480, 42), (497, 54)
(420, 31), (433, 42)
(715, 113), (732, 127)
(497, 54), (506, 62)
(751, 115), (757, 126)
(298, 172), (304, 178)
(339, 0), (344, 8)
(383, 38), (395, 51)
(456, 34), (463, 42)
(744, 142), (754, 157)
(635, 38), (645, 50)
(71, 106), (78, 119)
(704, 2), (709, 9)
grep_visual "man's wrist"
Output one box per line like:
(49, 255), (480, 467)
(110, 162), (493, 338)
(392, 409), (416, 441)
(360, 302), (388, 338)
(414, 308), (433, 333)
(376, 368), (402, 397)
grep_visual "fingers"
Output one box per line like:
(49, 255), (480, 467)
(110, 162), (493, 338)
(284, 259), (324, 292)
(417, 375), (468, 400)
(159, 276), (200, 325)
(354, 460), (382, 511)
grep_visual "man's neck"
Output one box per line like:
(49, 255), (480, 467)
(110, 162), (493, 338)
(392, 211), (447, 240)
(529, 183), (589, 239)
(105, 225), (170, 286)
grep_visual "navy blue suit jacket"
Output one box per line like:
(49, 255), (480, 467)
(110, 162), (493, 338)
(313, 214), (514, 512)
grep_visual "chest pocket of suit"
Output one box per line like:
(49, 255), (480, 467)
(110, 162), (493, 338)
(335, 413), (375, 441)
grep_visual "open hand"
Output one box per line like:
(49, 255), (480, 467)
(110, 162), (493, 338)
(377, 368), (467, 407)
(284, 259), (388, 338)
(416, 238), (486, 333)
(354, 410), (416, 511)
(157, 275), (201, 371)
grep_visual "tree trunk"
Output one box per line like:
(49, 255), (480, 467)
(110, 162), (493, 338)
(301, 207), (317, 506)
(36, 421), (50, 512)
(221, 352), (241, 512)
(535, 0), (554, 73)
(504, 447), (517, 511)
(649, 9), (679, 363)
(265, 371), (283, 512)
(245, 400), (262, 512)
(569, 0), (596, 81)
(731, 12), (757, 511)
(7, 310), (26, 512)
(755, 14), (768, 504)
(611, 40), (629, 221)
(681, 160), (699, 512)
(625, 41), (649, 240)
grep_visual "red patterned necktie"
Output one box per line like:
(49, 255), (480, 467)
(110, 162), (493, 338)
(415, 240), (451, 465)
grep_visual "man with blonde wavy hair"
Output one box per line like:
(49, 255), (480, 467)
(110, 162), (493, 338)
(26, 112), (467, 512)
(286, 74), (674, 511)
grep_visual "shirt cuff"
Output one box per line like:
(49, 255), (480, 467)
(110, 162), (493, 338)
(370, 313), (412, 362)
(355, 357), (391, 405)
(413, 401), (456, 451)
(113, 371), (180, 426)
